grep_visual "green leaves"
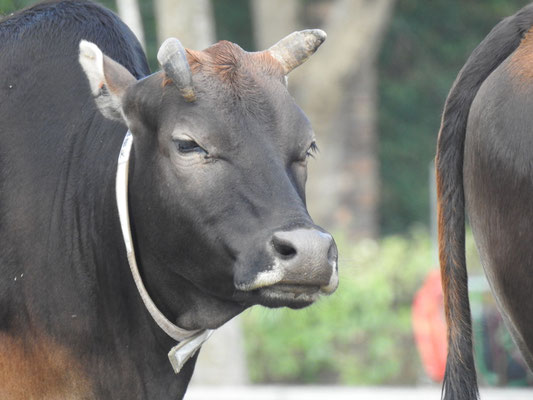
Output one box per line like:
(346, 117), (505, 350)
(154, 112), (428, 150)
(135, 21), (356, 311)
(0, 0), (32, 14)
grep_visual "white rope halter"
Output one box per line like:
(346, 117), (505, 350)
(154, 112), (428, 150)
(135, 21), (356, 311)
(116, 130), (213, 373)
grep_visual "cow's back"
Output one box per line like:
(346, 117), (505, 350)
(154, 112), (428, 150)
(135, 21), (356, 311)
(0, 0), (148, 137)
(0, 0), (149, 254)
(0, 0), (149, 177)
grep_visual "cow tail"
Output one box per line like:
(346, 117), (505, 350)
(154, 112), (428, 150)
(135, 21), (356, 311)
(436, 6), (533, 400)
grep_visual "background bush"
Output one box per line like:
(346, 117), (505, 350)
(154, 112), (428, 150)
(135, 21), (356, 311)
(243, 229), (434, 385)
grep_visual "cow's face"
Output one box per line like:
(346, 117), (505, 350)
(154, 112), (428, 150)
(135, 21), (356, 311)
(79, 32), (338, 329)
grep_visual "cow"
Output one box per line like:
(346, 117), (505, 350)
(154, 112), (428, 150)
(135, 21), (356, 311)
(436, 3), (533, 399)
(0, 1), (338, 399)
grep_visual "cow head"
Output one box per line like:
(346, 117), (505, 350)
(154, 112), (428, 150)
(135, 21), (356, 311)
(79, 31), (338, 330)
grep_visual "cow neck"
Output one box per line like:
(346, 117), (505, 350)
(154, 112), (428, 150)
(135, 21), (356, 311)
(116, 130), (214, 374)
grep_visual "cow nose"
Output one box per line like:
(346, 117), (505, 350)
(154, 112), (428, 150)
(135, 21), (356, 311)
(270, 228), (338, 291)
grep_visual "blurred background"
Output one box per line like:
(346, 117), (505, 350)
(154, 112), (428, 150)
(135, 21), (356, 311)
(3, 0), (533, 396)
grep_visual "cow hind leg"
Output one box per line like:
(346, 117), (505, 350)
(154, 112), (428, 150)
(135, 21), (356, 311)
(468, 197), (533, 372)
(501, 310), (533, 370)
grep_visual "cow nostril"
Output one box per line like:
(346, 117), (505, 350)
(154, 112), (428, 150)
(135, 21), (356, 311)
(272, 236), (297, 259)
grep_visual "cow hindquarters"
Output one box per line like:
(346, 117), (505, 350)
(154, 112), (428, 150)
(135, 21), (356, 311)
(464, 64), (533, 371)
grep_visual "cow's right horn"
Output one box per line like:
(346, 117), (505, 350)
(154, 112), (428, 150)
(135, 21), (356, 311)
(157, 38), (196, 102)
(268, 29), (326, 75)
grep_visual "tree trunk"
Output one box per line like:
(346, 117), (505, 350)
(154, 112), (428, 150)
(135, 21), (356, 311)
(116, 0), (145, 49)
(153, 0), (215, 49)
(251, 0), (299, 48)
(253, 0), (395, 240)
(190, 317), (249, 385)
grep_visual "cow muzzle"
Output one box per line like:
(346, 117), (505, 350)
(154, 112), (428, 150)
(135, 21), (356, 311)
(235, 228), (339, 306)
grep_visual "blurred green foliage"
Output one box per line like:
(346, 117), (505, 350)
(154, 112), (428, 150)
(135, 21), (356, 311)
(213, 0), (254, 51)
(378, 0), (530, 235)
(243, 228), (433, 384)
(0, 0), (32, 13)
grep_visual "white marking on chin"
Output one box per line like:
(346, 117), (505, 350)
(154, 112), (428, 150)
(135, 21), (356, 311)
(237, 258), (339, 296)
(235, 260), (284, 291)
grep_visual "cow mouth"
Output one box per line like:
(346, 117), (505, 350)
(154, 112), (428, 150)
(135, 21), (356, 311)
(234, 261), (339, 308)
(234, 281), (335, 309)
(257, 284), (322, 308)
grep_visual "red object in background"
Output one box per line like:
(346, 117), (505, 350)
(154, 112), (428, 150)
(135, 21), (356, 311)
(412, 269), (447, 382)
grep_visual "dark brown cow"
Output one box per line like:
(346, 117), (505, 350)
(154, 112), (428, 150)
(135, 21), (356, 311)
(437, 3), (533, 399)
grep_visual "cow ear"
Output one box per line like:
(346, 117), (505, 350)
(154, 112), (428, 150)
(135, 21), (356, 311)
(79, 40), (136, 121)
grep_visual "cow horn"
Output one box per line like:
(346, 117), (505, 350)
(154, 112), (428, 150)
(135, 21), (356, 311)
(268, 29), (326, 74)
(157, 38), (196, 102)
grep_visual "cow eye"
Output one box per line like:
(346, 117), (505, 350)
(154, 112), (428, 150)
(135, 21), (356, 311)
(306, 141), (318, 159)
(174, 139), (207, 155)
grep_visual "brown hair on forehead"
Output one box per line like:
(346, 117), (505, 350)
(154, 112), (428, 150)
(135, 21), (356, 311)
(184, 40), (285, 83)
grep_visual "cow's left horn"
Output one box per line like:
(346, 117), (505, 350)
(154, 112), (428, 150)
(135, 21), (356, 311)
(268, 29), (326, 75)
(157, 38), (196, 102)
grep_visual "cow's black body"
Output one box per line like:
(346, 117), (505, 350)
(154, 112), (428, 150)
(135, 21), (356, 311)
(436, 3), (533, 399)
(0, 1), (338, 399)
(0, 2), (196, 399)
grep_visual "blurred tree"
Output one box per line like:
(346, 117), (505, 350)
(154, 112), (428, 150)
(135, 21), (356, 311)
(116, 0), (144, 48)
(190, 316), (249, 386)
(253, 0), (395, 241)
(153, 0), (215, 50)
(0, 0), (33, 13)
(378, 0), (531, 235)
(212, 0), (255, 51)
(252, 0), (298, 49)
